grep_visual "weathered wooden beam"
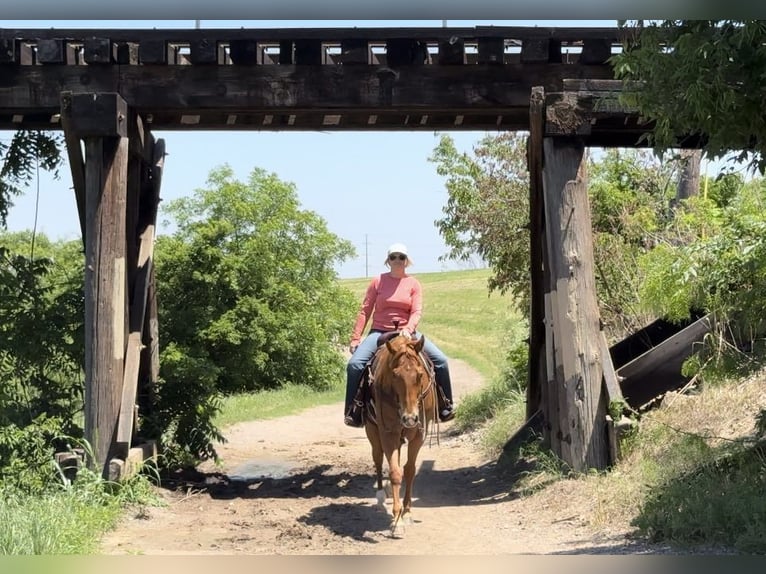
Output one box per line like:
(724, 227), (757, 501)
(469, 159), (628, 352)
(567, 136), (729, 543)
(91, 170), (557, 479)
(108, 440), (157, 482)
(0, 64), (614, 115)
(59, 92), (87, 243)
(83, 38), (114, 64)
(36, 38), (66, 64)
(527, 86), (546, 421)
(294, 39), (322, 65)
(438, 38), (465, 64)
(114, 42), (139, 65)
(0, 38), (14, 63)
(137, 139), (164, 424)
(189, 38), (218, 64)
(542, 137), (608, 472)
(116, 332), (143, 454)
(478, 37), (505, 65)
(0, 26), (625, 44)
(385, 39), (428, 66)
(600, 330), (624, 407)
(341, 39), (368, 65)
(229, 39), (258, 65)
(580, 39), (612, 65)
(83, 133), (128, 478)
(138, 39), (169, 64)
(63, 92), (127, 138)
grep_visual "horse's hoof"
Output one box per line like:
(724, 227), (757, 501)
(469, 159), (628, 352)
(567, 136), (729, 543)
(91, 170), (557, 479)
(401, 512), (414, 526)
(390, 522), (406, 538)
(375, 489), (386, 508)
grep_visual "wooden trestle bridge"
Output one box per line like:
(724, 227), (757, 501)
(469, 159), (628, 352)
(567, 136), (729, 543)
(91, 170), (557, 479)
(0, 25), (677, 477)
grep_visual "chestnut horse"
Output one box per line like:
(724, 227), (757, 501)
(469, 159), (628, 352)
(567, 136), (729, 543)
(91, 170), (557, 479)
(364, 333), (437, 536)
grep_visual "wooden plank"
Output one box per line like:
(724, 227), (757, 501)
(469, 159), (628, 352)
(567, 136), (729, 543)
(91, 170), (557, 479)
(108, 440), (157, 482)
(341, 39), (368, 65)
(294, 39), (322, 65)
(83, 134), (128, 478)
(616, 314), (712, 383)
(59, 92), (86, 243)
(64, 92), (128, 138)
(116, 332), (143, 453)
(36, 38), (66, 64)
(478, 37), (504, 65)
(580, 39), (612, 65)
(386, 39), (428, 66)
(0, 26), (624, 44)
(189, 38), (218, 64)
(229, 39), (258, 65)
(0, 64), (612, 115)
(542, 136), (607, 471)
(438, 38), (465, 65)
(527, 86), (545, 420)
(599, 330), (624, 405)
(83, 38), (114, 64)
(0, 38), (15, 63)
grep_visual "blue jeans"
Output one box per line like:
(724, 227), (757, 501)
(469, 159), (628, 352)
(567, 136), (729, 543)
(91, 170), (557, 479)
(344, 331), (453, 412)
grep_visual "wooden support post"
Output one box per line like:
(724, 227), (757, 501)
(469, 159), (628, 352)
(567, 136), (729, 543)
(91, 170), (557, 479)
(527, 86), (546, 420)
(60, 93), (87, 244)
(116, 135), (163, 456)
(137, 139), (165, 423)
(542, 136), (608, 472)
(64, 92), (129, 478)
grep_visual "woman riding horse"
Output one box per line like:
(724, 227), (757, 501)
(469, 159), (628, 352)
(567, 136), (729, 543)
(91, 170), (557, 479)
(344, 242), (454, 427)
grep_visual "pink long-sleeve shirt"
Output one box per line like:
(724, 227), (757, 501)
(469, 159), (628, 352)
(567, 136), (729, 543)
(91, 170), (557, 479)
(350, 272), (423, 346)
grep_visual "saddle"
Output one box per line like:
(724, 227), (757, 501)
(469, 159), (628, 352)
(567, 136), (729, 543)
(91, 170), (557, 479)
(349, 331), (449, 427)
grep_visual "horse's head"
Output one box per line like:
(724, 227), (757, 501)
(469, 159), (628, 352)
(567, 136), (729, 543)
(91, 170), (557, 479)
(382, 334), (430, 429)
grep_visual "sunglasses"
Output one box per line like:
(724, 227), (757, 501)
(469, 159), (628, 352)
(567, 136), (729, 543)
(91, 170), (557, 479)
(388, 253), (407, 261)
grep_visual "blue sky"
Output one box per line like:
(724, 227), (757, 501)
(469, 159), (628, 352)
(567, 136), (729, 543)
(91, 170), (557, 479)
(2, 19), (616, 278)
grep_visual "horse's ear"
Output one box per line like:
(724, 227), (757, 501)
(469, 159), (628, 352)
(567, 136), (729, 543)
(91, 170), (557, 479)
(386, 339), (396, 354)
(414, 335), (425, 353)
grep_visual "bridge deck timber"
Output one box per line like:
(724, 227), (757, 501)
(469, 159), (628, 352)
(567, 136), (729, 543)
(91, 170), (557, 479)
(0, 26), (649, 146)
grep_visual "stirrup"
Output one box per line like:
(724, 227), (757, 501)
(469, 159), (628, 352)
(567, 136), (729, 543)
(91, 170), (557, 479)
(344, 409), (364, 428)
(439, 407), (455, 422)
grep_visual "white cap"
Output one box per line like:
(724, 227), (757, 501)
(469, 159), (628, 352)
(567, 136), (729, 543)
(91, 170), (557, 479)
(387, 242), (408, 257)
(385, 242), (412, 266)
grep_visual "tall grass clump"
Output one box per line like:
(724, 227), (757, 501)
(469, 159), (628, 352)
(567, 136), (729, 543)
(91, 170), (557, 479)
(0, 462), (161, 555)
(571, 370), (766, 554)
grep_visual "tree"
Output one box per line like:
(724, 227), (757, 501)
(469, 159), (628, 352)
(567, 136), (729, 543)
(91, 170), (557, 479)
(430, 132), (531, 305)
(0, 131), (64, 226)
(149, 165), (358, 465)
(613, 20), (766, 173)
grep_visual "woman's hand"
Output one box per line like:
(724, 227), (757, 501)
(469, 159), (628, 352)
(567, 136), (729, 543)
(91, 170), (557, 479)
(401, 329), (412, 340)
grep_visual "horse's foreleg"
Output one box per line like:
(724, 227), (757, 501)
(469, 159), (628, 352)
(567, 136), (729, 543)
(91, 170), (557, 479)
(402, 432), (424, 517)
(381, 434), (403, 532)
(365, 424), (387, 509)
(365, 424), (385, 492)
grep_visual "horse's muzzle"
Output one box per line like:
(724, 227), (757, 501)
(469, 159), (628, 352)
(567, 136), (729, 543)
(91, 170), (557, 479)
(400, 412), (420, 428)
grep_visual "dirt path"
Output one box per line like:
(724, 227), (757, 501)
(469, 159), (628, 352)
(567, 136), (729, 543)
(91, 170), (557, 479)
(99, 360), (667, 555)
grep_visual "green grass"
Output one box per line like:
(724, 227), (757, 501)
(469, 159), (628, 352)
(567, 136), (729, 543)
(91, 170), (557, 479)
(215, 382), (344, 428)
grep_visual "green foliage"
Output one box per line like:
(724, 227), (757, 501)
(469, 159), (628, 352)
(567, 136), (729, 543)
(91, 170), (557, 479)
(0, 131), (64, 226)
(639, 180), (766, 333)
(613, 21), (766, 173)
(430, 133), (531, 306)
(0, 235), (85, 491)
(150, 165), (357, 464)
